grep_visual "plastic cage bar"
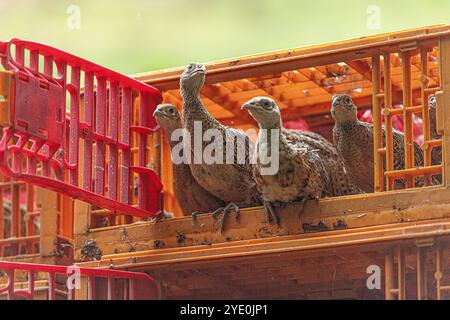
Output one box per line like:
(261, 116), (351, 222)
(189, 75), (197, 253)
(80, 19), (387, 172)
(0, 261), (158, 300)
(0, 39), (163, 218)
(371, 42), (443, 192)
(0, 177), (40, 257)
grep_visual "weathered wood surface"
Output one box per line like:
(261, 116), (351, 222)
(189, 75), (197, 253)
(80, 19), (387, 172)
(77, 224), (450, 300)
(75, 186), (450, 264)
(133, 27), (446, 91)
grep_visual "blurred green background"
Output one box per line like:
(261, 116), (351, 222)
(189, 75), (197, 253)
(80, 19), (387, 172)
(0, 0), (449, 74)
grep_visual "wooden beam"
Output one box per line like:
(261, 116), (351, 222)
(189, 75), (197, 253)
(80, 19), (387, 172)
(385, 247), (395, 300)
(136, 30), (443, 91)
(75, 185), (450, 264)
(416, 246), (427, 300)
(372, 55), (384, 192)
(201, 83), (255, 124)
(39, 188), (58, 258)
(245, 78), (289, 109)
(347, 59), (373, 81)
(73, 200), (90, 236)
(297, 69), (334, 95)
(397, 245), (407, 300)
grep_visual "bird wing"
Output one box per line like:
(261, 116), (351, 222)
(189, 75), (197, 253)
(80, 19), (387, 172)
(333, 126), (341, 151)
(224, 125), (255, 178)
(173, 163), (224, 215)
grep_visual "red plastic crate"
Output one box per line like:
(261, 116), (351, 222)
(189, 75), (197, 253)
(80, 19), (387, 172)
(0, 39), (163, 218)
(0, 261), (158, 300)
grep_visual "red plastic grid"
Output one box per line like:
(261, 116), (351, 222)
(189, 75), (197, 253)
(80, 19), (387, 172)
(0, 261), (157, 300)
(0, 39), (163, 218)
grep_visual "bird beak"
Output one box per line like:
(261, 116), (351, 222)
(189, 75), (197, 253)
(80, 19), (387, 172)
(198, 64), (206, 74)
(242, 102), (257, 111)
(192, 64), (206, 76)
(153, 108), (164, 118)
(331, 95), (339, 106)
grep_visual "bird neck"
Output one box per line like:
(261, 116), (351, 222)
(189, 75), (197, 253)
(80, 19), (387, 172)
(258, 118), (282, 130)
(335, 118), (358, 129)
(181, 86), (202, 108)
(257, 125), (285, 156)
(181, 86), (221, 129)
(163, 125), (183, 149)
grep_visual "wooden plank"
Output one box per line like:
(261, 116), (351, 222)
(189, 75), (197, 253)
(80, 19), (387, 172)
(347, 59), (373, 81)
(401, 51), (415, 188)
(0, 253), (56, 264)
(79, 238), (450, 300)
(39, 188), (58, 258)
(384, 53), (395, 190)
(436, 242), (443, 300)
(385, 247), (395, 300)
(421, 47), (432, 172)
(200, 84), (255, 124)
(73, 200), (90, 236)
(170, 279), (362, 300)
(372, 55), (384, 192)
(76, 217), (450, 273)
(75, 186), (450, 261)
(134, 28), (444, 90)
(416, 246), (427, 300)
(75, 277), (88, 300)
(397, 245), (407, 300)
(179, 86), (424, 128)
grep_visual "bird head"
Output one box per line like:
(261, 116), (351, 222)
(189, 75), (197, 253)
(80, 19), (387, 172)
(180, 63), (206, 95)
(242, 97), (282, 129)
(429, 94), (437, 110)
(428, 94), (438, 137)
(153, 104), (181, 135)
(331, 94), (358, 124)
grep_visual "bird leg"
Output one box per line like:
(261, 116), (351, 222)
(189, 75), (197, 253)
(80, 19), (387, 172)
(212, 203), (240, 233)
(263, 201), (280, 226)
(191, 211), (199, 224)
(298, 196), (310, 218)
(298, 194), (320, 218)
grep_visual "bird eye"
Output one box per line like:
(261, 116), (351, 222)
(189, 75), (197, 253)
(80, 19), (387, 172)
(169, 108), (175, 114)
(344, 96), (351, 105)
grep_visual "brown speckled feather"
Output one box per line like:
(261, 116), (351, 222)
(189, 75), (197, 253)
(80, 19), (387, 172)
(181, 65), (261, 208)
(153, 104), (225, 216)
(172, 158), (225, 215)
(183, 110), (260, 206)
(429, 96), (442, 166)
(331, 94), (435, 192)
(333, 120), (426, 192)
(253, 129), (363, 205)
(428, 95), (442, 183)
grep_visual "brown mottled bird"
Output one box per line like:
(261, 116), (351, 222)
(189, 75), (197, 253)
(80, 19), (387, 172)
(242, 97), (362, 224)
(180, 63), (261, 232)
(153, 104), (225, 217)
(428, 95), (442, 165)
(428, 95), (442, 183)
(331, 94), (426, 192)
